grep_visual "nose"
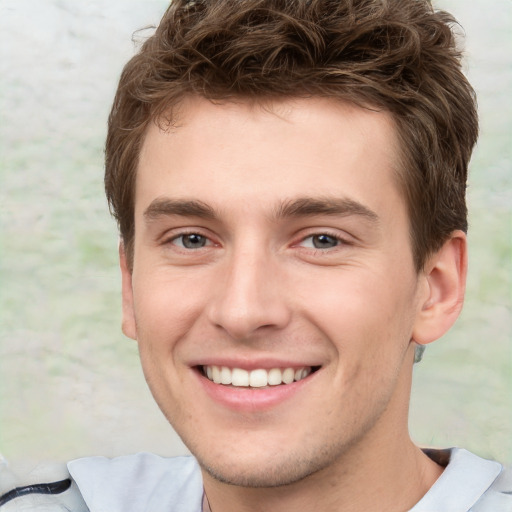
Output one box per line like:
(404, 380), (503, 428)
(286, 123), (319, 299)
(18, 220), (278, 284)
(206, 245), (292, 341)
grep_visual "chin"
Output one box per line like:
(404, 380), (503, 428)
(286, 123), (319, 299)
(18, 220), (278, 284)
(194, 443), (342, 488)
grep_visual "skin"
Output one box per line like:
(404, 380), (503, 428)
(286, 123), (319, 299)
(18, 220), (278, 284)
(120, 96), (467, 512)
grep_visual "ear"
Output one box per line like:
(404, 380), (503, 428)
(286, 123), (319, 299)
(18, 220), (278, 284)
(119, 241), (137, 340)
(412, 230), (467, 345)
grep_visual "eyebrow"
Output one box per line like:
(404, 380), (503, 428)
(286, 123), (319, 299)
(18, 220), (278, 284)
(273, 197), (379, 223)
(143, 196), (379, 224)
(144, 198), (216, 221)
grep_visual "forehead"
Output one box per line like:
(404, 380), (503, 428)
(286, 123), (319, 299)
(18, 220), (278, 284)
(136, 96), (404, 220)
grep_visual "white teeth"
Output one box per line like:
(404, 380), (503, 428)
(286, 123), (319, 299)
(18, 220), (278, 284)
(282, 368), (295, 384)
(249, 369), (268, 388)
(212, 366), (221, 384)
(220, 366), (232, 385)
(203, 365), (313, 387)
(267, 368), (282, 386)
(232, 368), (249, 386)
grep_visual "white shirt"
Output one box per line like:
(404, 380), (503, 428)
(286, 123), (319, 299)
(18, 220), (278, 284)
(67, 448), (509, 512)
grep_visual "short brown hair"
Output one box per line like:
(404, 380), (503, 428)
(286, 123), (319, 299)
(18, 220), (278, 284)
(105, 0), (478, 271)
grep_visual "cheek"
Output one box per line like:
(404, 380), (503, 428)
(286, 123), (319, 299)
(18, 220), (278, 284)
(296, 268), (417, 356)
(131, 273), (199, 413)
(132, 270), (210, 348)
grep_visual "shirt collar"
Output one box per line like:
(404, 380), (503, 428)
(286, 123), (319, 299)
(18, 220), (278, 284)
(410, 448), (502, 512)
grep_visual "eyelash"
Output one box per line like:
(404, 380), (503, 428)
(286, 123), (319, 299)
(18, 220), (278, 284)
(295, 231), (355, 259)
(163, 230), (350, 254)
(298, 233), (347, 250)
(165, 231), (215, 250)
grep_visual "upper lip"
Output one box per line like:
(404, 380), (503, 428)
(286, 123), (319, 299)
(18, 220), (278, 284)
(189, 357), (323, 371)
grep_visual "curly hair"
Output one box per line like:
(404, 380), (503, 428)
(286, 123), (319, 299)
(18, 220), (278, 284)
(105, 0), (478, 271)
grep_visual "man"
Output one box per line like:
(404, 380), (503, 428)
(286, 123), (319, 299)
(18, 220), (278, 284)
(1, 0), (510, 510)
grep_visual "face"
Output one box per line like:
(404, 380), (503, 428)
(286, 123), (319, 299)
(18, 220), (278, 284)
(122, 96), (428, 487)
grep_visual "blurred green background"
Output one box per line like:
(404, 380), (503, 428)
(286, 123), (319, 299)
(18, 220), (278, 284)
(0, 0), (510, 469)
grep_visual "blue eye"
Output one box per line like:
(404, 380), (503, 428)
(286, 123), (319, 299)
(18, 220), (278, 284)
(301, 234), (340, 249)
(174, 233), (208, 249)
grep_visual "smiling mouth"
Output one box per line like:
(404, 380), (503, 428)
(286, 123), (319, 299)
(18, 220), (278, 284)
(200, 365), (320, 388)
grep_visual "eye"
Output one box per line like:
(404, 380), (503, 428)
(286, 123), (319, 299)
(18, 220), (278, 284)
(172, 233), (210, 249)
(300, 234), (341, 249)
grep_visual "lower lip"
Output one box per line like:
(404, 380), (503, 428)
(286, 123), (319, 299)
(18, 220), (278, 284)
(195, 369), (317, 412)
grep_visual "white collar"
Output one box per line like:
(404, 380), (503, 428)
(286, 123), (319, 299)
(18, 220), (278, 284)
(410, 448), (502, 512)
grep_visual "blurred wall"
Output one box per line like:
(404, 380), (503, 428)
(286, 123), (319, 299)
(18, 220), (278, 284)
(0, 0), (510, 468)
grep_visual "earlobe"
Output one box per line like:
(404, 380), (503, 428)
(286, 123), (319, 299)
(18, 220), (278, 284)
(119, 241), (138, 340)
(412, 231), (467, 346)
